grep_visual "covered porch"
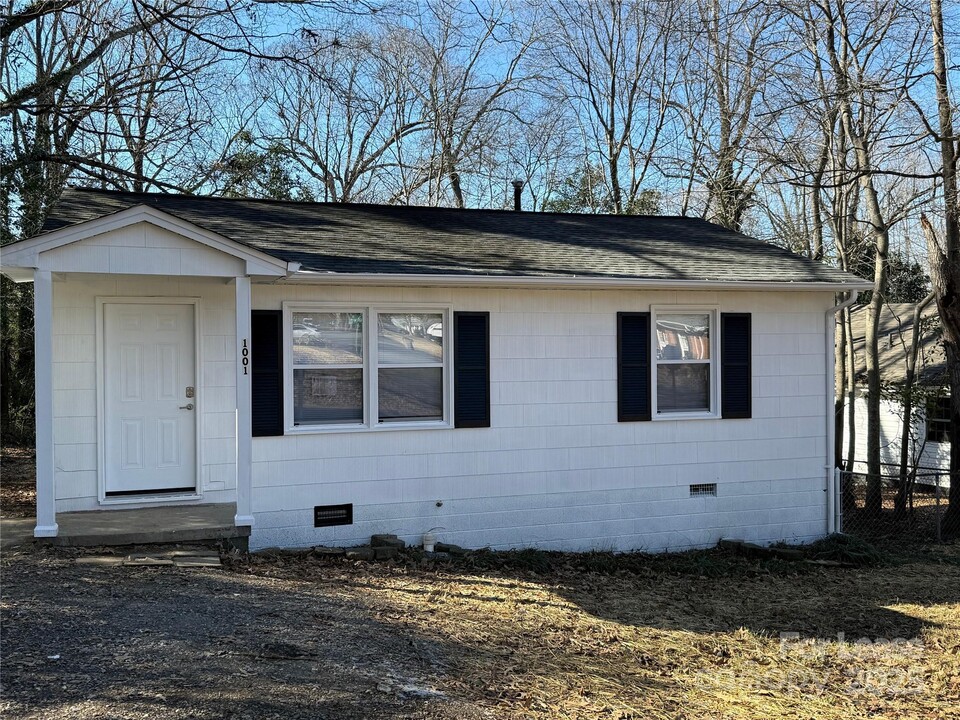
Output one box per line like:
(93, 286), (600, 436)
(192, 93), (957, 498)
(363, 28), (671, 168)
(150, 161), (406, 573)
(0, 204), (297, 540)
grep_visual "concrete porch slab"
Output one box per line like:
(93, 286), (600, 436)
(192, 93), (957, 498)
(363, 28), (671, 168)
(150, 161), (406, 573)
(47, 503), (250, 547)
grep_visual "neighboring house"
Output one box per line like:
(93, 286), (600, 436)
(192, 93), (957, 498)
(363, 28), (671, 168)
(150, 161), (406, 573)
(843, 303), (951, 485)
(0, 188), (871, 551)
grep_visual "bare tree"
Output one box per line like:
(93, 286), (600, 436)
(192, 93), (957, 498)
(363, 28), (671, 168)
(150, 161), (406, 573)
(812, 0), (926, 515)
(538, 0), (681, 215)
(694, 0), (781, 231)
(0, 0), (382, 440)
(396, 0), (536, 208)
(888, 294), (937, 516)
(86, 20), (225, 192)
(252, 27), (425, 202)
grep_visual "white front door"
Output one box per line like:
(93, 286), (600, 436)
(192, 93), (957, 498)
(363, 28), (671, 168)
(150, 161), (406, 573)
(103, 303), (197, 495)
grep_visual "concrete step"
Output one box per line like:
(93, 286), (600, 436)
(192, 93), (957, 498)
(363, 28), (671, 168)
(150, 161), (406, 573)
(45, 502), (249, 548)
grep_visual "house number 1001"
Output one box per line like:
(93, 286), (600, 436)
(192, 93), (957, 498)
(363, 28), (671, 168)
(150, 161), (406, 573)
(241, 339), (249, 375)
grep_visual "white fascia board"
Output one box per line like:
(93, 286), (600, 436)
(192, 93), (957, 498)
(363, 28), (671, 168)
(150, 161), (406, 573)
(283, 270), (875, 292)
(0, 266), (35, 283)
(0, 205), (289, 277)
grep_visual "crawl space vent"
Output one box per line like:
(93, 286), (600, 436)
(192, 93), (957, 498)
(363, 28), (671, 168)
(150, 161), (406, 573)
(689, 483), (717, 497)
(314, 503), (353, 527)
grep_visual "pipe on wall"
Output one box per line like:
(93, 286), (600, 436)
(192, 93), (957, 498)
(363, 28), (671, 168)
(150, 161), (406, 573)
(825, 291), (858, 535)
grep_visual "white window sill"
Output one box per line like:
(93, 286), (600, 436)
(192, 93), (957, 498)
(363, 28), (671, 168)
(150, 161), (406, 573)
(285, 420), (453, 435)
(653, 411), (719, 421)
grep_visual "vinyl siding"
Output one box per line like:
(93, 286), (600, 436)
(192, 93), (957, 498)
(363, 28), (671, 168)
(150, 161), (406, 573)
(50, 274), (237, 511)
(843, 395), (951, 484)
(250, 285), (832, 552)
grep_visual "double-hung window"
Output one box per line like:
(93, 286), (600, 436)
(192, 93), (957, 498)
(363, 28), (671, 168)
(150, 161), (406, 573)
(618, 308), (749, 422)
(652, 308), (718, 416)
(285, 305), (449, 431)
(926, 396), (952, 443)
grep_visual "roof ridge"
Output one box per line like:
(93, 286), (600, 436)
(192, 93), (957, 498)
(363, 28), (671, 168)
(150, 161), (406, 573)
(62, 186), (709, 223)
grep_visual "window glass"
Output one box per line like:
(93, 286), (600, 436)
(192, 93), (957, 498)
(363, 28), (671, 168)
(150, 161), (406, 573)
(656, 313), (710, 360)
(292, 312), (363, 365)
(379, 367), (443, 421)
(377, 313), (443, 364)
(657, 364), (710, 412)
(927, 396), (952, 443)
(293, 369), (363, 425)
(288, 307), (447, 429)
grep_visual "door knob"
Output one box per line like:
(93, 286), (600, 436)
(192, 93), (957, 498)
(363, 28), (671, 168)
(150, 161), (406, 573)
(179, 403), (194, 410)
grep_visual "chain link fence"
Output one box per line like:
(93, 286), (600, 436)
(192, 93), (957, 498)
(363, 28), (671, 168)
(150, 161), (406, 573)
(839, 463), (949, 543)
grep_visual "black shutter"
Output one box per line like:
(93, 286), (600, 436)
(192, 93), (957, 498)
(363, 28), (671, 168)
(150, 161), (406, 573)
(251, 310), (284, 436)
(618, 312), (651, 421)
(454, 312), (490, 428)
(721, 313), (752, 419)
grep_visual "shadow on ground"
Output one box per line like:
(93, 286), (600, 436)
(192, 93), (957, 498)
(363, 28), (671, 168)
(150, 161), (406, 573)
(3, 537), (958, 719)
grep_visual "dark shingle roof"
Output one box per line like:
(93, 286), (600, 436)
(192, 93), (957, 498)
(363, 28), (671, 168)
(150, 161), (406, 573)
(40, 188), (868, 286)
(850, 303), (946, 386)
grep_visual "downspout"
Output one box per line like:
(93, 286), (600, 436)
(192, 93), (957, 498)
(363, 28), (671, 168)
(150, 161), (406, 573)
(826, 291), (858, 534)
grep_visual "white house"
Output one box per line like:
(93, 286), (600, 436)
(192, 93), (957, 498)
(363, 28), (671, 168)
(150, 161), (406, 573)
(843, 303), (950, 486)
(0, 188), (872, 551)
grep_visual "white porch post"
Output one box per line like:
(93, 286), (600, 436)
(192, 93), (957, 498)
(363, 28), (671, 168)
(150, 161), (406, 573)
(33, 270), (58, 537)
(234, 276), (254, 528)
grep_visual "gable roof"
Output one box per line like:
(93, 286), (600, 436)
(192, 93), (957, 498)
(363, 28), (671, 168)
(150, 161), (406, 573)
(0, 203), (293, 280)
(29, 187), (867, 288)
(849, 303), (946, 386)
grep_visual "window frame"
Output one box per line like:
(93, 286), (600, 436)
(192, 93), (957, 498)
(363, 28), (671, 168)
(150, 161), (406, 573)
(283, 302), (453, 434)
(926, 395), (952, 444)
(650, 306), (720, 419)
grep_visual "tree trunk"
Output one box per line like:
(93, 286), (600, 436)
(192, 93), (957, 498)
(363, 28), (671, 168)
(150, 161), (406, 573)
(863, 213), (889, 517)
(895, 292), (936, 517)
(836, 98), (889, 516)
(448, 170), (465, 209)
(922, 215), (960, 533)
(926, 0), (960, 534)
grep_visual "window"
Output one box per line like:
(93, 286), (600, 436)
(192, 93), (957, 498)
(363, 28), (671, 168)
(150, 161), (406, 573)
(927, 396), (952, 443)
(377, 313), (444, 422)
(285, 305), (449, 430)
(618, 309), (748, 423)
(652, 309), (717, 416)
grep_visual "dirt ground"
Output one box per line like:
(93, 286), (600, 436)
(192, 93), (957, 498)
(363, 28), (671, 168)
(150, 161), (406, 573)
(2, 449), (959, 719)
(0, 447), (36, 519)
(1, 538), (958, 720)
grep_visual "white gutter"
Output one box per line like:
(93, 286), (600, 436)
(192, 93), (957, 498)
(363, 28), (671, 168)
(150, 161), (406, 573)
(285, 270), (874, 292)
(825, 291), (859, 535)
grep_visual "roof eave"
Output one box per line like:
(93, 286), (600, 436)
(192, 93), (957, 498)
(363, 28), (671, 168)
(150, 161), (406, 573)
(283, 270), (874, 292)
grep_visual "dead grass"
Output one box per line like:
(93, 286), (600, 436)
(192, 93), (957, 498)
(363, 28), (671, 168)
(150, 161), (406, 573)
(230, 545), (960, 720)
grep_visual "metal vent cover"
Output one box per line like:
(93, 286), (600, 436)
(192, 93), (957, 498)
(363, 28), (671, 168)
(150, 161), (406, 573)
(314, 503), (353, 527)
(689, 483), (718, 497)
